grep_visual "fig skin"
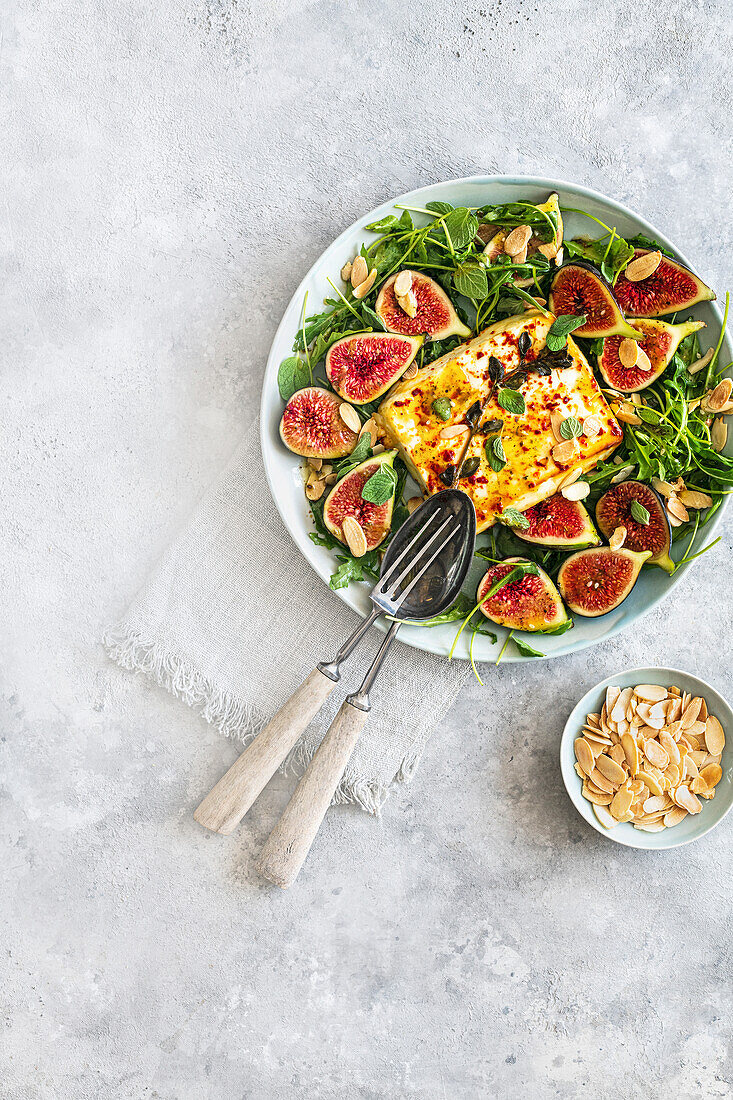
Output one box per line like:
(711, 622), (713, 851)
(375, 271), (470, 341)
(557, 546), (651, 617)
(549, 261), (641, 339)
(595, 481), (673, 573)
(280, 386), (359, 459)
(323, 450), (397, 551)
(597, 318), (705, 393)
(477, 556), (569, 632)
(614, 250), (716, 318)
(515, 494), (601, 550)
(325, 332), (423, 404)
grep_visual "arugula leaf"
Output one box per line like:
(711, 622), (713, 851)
(542, 617), (574, 636)
(630, 499), (650, 525)
(497, 388), (526, 415)
(564, 236), (634, 284)
(443, 207), (479, 250)
(453, 261), (488, 300)
(477, 200), (558, 243)
(546, 314), (587, 352)
(501, 507), (530, 531)
(365, 214), (400, 234)
(627, 233), (675, 259)
(559, 416), (583, 439)
(278, 356), (311, 402)
(432, 397), (452, 421)
(329, 551), (380, 590)
(361, 465), (397, 504)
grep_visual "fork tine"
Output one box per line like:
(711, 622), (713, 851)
(378, 521), (460, 607)
(390, 526), (461, 611)
(379, 515), (455, 599)
(378, 509), (441, 590)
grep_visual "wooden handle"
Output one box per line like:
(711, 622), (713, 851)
(255, 700), (369, 888)
(193, 668), (336, 834)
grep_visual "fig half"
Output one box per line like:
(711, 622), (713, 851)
(326, 332), (423, 404)
(614, 250), (716, 318)
(515, 493), (601, 550)
(323, 450), (397, 551)
(375, 271), (470, 341)
(595, 480), (673, 573)
(477, 556), (569, 632)
(280, 386), (359, 458)
(598, 318), (706, 393)
(557, 546), (651, 617)
(549, 261), (641, 339)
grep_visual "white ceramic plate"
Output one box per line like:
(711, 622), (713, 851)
(260, 175), (730, 663)
(561, 667), (733, 849)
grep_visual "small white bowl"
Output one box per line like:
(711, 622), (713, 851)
(561, 667), (733, 849)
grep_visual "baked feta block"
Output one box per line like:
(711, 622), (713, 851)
(376, 311), (622, 533)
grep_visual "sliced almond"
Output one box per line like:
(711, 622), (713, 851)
(680, 696), (703, 729)
(711, 417), (728, 453)
(352, 267), (377, 300)
(589, 768), (615, 794)
(704, 715), (725, 755)
(584, 784), (612, 806)
(561, 480), (590, 501)
(706, 377), (733, 412)
(664, 763), (681, 789)
(616, 402), (643, 426)
(558, 466), (583, 490)
(634, 822), (666, 833)
(342, 515), (367, 557)
(689, 347), (714, 375)
(551, 439), (577, 465)
(550, 409), (566, 441)
(634, 684), (667, 703)
(592, 803), (618, 828)
(439, 424), (469, 440)
(574, 737), (595, 777)
(606, 686), (621, 715)
(582, 415), (602, 438)
(618, 338), (640, 368)
(624, 249), (662, 282)
(350, 255), (368, 288)
(359, 417), (378, 446)
(340, 260), (353, 282)
(659, 729), (680, 768)
(611, 688), (633, 726)
(663, 806), (687, 827)
(643, 739), (669, 770)
(609, 526), (627, 551)
(406, 495), (423, 515)
(396, 288), (418, 318)
(637, 769), (663, 797)
(610, 787), (633, 820)
(652, 478), (675, 498)
(305, 477), (326, 501)
(394, 270), (413, 297)
(620, 732), (639, 774)
(699, 763), (723, 788)
(596, 755), (626, 786)
(666, 492), (689, 523)
(339, 403), (361, 434)
(642, 795), (667, 814)
(678, 489), (712, 510)
(511, 244), (528, 265)
(307, 457), (323, 472)
(504, 224), (532, 256)
(403, 362), (418, 381)
(674, 785), (702, 815)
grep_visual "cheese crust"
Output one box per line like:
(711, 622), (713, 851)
(376, 311), (623, 533)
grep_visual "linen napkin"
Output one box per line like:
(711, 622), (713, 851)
(104, 421), (470, 813)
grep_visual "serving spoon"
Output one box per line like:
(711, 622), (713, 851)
(194, 490), (475, 855)
(255, 489), (476, 888)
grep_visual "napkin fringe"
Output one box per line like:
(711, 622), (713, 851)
(103, 622), (418, 815)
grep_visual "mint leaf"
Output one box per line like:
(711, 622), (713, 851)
(513, 637), (545, 658)
(333, 433), (372, 478)
(432, 397), (452, 421)
(501, 507), (530, 531)
(453, 261), (488, 300)
(630, 499), (650, 525)
(360, 302), (387, 331)
(497, 388), (526, 415)
(546, 314), (587, 352)
(426, 201), (454, 216)
(485, 435), (506, 472)
(559, 416), (583, 439)
(361, 466), (397, 505)
(278, 356), (311, 402)
(443, 207), (479, 250)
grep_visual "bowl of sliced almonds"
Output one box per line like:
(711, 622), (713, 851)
(561, 668), (732, 848)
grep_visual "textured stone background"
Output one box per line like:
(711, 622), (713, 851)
(3, 1), (733, 1097)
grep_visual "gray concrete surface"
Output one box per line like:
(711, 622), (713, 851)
(2, 1), (732, 1096)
